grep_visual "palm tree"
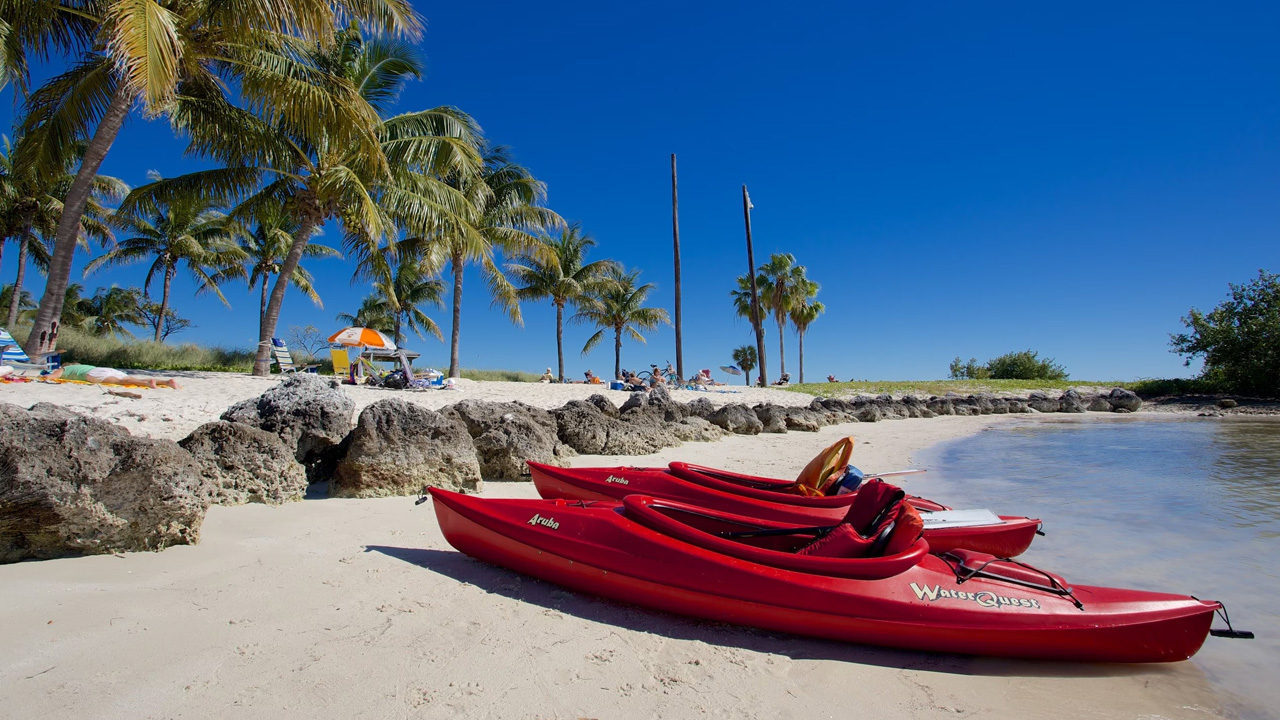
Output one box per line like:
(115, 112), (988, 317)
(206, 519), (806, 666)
(731, 345), (758, 387)
(789, 278), (823, 384)
(758, 252), (806, 377)
(336, 294), (395, 334)
(352, 235), (446, 346)
(224, 203), (342, 331)
(435, 145), (564, 378)
(1, 133), (125, 328)
(87, 190), (245, 341)
(83, 285), (145, 337)
(17, 0), (421, 359)
(508, 223), (618, 382)
(121, 26), (481, 374)
(574, 265), (670, 380)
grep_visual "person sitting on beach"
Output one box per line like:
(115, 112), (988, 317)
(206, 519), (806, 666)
(625, 372), (647, 392)
(540, 367), (554, 383)
(827, 375), (837, 382)
(771, 372), (791, 386)
(47, 364), (181, 389)
(584, 369), (601, 384)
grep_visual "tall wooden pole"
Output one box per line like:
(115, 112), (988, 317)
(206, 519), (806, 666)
(671, 154), (684, 382)
(742, 185), (767, 386)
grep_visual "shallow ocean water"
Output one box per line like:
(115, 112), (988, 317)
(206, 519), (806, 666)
(915, 416), (1280, 719)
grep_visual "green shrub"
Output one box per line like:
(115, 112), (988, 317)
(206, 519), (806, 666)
(1171, 270), (1280, 396)
(985, 350), (1068, 380)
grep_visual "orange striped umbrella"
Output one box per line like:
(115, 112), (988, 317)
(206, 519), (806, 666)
(328, 326), (397, 350)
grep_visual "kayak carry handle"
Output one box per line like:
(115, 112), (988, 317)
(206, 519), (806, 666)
(1206, 601), (1254, 640)
(414, 485), (430, 506)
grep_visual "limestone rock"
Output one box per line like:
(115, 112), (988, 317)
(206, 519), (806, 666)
(783, 407), (825, 432)
(753, 404), (789, 433)
(1107, 388), (1143, 412)
(1027, 393), (1060, 413)
(179, 421), (307, 505)
(1059, 389), (1087, 413)
(668, 416), (726, 443)
(332, 399), (481, 497)
(0, 404), (211, 563)
(1086, 396), (1112, 412)
(221, 374), (355, 479)
(1218, 398), (1239, 409)
(586, 394), (620, 419)
(686, 397), (716, 419)
(445, 400), (571, 479)
(553, 401), (612, 455)
(707, 404), (764, 435)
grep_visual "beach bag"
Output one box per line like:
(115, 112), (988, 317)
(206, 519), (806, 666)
(382, 369), (409, 390)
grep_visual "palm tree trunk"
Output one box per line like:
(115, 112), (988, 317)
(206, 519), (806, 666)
(394, 312), (403, 347)
(6, 229), (31, 328)
(156, 264), (174, 342)
(259, 275), (268, 328)
(613, 326), (622, 380)
(254, 208), (318, 376)
(777, 315), (787, 377)
(798, 328), (805, 384)
(555, 301), (565, 383)
(23, 82), (134, 357)
(448, 249), (463, 378)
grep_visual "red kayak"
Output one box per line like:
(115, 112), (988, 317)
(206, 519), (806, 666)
(529, 461), (1042, 558)
(428, 486), (1236, 662)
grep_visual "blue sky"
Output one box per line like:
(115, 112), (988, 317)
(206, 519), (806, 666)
(4, 1), (1279, 380)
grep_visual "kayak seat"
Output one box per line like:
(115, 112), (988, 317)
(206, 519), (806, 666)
(798, 498), (925, 559)
(839, 479), (907, 535)
(622, 494), (928, 580)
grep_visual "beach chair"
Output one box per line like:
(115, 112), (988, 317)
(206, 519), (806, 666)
(330, 347), (352, 380)
(0, 327), (59, 374)
(267, 338), (318, 374)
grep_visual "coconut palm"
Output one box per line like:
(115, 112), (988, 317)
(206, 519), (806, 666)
(86, 191), (245, 341)
(83, 285), (145, 337)
(789, 278), (823, 384)
(434, 145), (563, 378)
(758, 252), (806, 377)
(575, 265), (670, 380)
(17, 0), (421, 358)
(1, 133), (125, 328)
(508, 223), (618, 382)
(120, 25), (481, 374)
(336, 294), (394, 333)
(223, 203), (342, 331)
(731, 344), (758, 387)
(352, 235), (445, 346)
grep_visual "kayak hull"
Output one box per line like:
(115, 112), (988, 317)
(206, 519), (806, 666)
(529, 462), (1041, 557)
(430, 490), (1218, 663)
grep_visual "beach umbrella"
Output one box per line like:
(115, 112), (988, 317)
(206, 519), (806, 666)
(719, 365), (743, 376)
(328, 326), (397, 350)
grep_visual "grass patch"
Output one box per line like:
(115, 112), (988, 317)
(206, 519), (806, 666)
(458, 368), (541, 382)
(10, 325), (538, 380)
(786, 378), (1140, 397)
(13, 325), (259, 372)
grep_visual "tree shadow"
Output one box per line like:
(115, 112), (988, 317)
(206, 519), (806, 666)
(364, 544), (1188, 680)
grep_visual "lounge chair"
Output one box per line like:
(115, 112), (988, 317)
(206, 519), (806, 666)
(330, 347), (352, 381)
(0, 327), (59, 374)
(266, 338), (318, 374)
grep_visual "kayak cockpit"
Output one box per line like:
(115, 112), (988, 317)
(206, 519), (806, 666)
(621, 486), (928, 581)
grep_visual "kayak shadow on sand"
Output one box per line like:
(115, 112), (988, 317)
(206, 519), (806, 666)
(364, 544), (1187, 681)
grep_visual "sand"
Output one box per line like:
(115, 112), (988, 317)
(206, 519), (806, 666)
(0, 376), (1234, 719)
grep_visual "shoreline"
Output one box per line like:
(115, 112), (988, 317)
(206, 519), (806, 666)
(0, 406), (1234, 719)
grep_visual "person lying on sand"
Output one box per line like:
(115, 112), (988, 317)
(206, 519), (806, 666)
(47, 364), (182, 389)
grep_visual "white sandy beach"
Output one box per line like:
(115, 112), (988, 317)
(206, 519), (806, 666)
(0, 377), (1233, 719)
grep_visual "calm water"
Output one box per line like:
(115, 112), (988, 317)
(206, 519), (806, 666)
(915, 416), (1280, 719)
